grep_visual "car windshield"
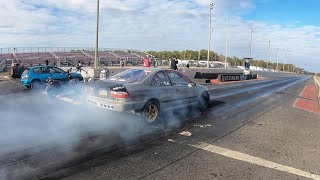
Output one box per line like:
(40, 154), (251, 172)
(22, 68), (29, 74)
(109, 69), (151, 83)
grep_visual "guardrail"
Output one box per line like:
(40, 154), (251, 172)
(0, 59), (6, 72)
(314, 76), (320, 103)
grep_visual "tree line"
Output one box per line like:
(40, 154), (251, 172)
(147, 49), (303, 73)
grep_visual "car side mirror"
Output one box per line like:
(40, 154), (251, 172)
(188, 82), (196, 87)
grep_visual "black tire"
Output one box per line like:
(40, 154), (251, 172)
(142, 101), (160, 124)
(31, 80), (42, 90)
(198, 92), (210, 112)
(46, 85), (59, 98)
(26, 85), (31, 89)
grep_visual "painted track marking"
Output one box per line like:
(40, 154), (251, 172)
(190, 142), (320, 180)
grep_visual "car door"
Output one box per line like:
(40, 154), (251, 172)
(47, 67), (68, 80)
(149, 71), (178, 111)
(32, 67), (48, 83)
(165, 70), (196, 107)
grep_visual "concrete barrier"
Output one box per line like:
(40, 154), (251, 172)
(61, 66), (299, 81)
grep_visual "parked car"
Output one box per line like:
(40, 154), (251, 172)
(21, 66), (83, 89)
(85, 68), (210, 123)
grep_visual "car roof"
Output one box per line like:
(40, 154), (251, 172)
(127, 67), (161, 71)
(29, 65), (55, 69)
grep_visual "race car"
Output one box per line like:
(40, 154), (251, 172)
(85, 68), (210, 123)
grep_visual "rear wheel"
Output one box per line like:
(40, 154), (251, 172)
(142, 101), (160, 124)
(198, 92), (209, 112)
(31, 80), (42, 90)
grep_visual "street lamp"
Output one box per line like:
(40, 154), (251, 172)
(94, 0), (100, 69)
(224, 16), (229, 69)
(249, 27), (254, 58)
(207, 3), (215, 68)
(267, 40), (270, 71)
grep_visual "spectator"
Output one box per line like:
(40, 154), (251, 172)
(171, 57), (178, 70)
(45, 59), (49, 66)
(76, 61), (82, 73)
(186, 63), (190, 68)
(121, 60), (125, 68)
(144, 56), (150, 67)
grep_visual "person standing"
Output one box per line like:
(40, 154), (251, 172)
(170, 58), (175, 70)
(174, 58), (178, 70)
(121, 60), (125, 68)
(171, 57), (178, 70)
(76, 61), (82, 73)
(144, 56), (150, 67)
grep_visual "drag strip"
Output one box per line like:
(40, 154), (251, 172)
(0, 76), (309, 180)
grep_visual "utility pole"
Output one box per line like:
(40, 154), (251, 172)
(224, 16), (229, 69)
(207, 3), (214, 68)
(249, 27), (254, 58)
(198, 50), (200, 61)
(94, 0), (100, 69)
(267, 40), (270, 70)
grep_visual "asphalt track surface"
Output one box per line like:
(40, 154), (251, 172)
(1, 75), (319, 180)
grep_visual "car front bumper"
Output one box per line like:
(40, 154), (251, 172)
(21, 79), (31, 86)
(86, 95), (146, 112)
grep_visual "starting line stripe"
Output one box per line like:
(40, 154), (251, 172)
(190, 142), (320, 180)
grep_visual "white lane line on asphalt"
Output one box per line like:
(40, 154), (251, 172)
(190, 142), (320, 180)
(41, 91), (82, 105)
(299, 86), (307, 97)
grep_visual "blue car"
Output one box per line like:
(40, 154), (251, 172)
(21, 66), (83, 89)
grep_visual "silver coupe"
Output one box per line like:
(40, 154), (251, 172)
(85, 68), (210, 123)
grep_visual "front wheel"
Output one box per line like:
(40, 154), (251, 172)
(31, 80), (42, 90)
(46, 85), (59, 97)
(198, 92), (210, 112)
(142, 101), (160, 124)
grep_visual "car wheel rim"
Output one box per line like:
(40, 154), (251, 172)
(145, 104), (158, 123)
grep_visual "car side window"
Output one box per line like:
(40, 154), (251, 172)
(53, 67), (65, 74)
(33, 67), (42, 74)
(48, 67), (58, 74)
(151, 72), (171, 86)
(167, 71), (189, 86)
(42, 67), (50, 74)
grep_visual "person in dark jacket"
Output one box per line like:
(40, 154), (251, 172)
(171, 57), (178, 70)
(170, 58), (177, 70)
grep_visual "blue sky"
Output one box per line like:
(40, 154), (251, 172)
(245, 0), (320, 26)
(0, 0), (319, 72)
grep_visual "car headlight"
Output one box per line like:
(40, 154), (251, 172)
(22, 75), (29, 79)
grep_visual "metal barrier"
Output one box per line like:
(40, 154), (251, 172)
(0, 59), (6, 71)
(314, 76), (320, 103)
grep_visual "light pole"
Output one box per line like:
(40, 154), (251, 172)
(267, 40), (270, 70)
(94, 0), (100, 69)
(224, 16), (229, 69)
(207, 3), (214, 68)
(249, 27), (254, 58)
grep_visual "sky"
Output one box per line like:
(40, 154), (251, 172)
(0, 0), (319, 72)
